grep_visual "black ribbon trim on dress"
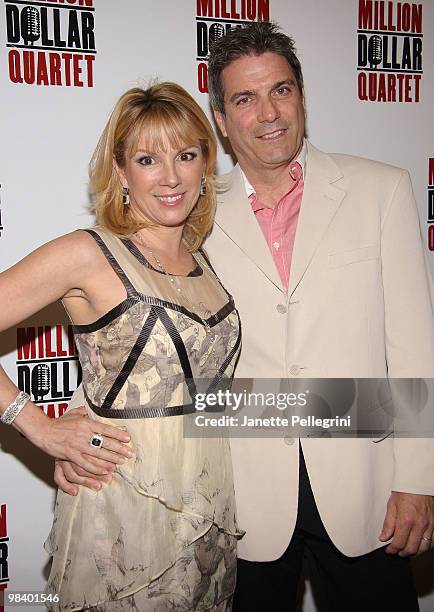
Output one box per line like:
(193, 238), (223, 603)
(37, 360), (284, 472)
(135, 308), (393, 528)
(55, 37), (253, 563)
(72, 292), (236, 334)
(134, 293), (235, 327)
(198, 248), (232, 300)
(73, 297), (140, 334)
(140, 295), (236, 329)
(122, 238), (203, 277)
(86, 392), (195, 419)
(154, 306), (198, 400)
(101, 308), (158, 410)
(84, 229), (138, 298)
(82, 307), (241, 418)
(207, 310), (242, 394)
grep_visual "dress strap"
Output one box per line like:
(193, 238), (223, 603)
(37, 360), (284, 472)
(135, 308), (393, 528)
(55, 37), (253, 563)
(198, 248), (232, 299)
(84, 229), (138, 297)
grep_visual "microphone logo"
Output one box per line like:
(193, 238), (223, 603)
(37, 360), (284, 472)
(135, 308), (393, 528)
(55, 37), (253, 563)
(209, 23), (225, 48)
(21, 7), (41, 47)
(368, 35), (382, 69)
(31, 364), (50, 402)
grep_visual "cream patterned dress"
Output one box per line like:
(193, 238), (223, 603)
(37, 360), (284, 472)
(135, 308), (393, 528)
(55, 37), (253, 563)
(45, 228), (243, 611)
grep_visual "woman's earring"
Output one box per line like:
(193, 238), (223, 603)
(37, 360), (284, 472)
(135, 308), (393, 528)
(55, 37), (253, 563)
(122, 187), (130, 205)
(200, 176), (207, 196)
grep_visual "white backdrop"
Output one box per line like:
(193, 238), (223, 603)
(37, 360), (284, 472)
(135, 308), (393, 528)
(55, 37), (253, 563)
(1, 1), (433, 610)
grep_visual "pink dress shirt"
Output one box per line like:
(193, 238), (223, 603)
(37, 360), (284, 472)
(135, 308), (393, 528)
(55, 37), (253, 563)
(243, 143), (306, 291)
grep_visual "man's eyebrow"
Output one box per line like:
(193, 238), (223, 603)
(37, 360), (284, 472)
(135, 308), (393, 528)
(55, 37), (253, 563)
(228, 78), (297, 104)
(229, 89), (255, 104)
(272, 78), (296, 90)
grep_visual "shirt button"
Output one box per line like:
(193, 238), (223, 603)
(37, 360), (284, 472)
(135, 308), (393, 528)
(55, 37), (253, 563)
(273, 241), (280, 250)
(289, 365), (301, 376)
(284, 436), (295, 446)
(276, 304), (287, 314)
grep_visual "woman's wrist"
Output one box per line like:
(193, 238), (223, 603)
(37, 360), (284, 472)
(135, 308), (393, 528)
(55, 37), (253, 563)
(11, 399), (52, 446)
(0, 391), (31, 425)
(0, 365), (49, 441)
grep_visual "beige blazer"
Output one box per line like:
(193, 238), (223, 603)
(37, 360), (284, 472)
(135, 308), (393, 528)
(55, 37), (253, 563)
(203, 141), (434, 560)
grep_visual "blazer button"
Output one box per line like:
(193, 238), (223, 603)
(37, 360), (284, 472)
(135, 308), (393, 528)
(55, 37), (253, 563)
(284, 436), (295, 446)
(289, 365), (301, 376)
(276, 304), (287, 314)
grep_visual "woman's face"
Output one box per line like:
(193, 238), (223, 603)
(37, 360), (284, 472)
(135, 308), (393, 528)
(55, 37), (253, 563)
(117, 131), (205, 231)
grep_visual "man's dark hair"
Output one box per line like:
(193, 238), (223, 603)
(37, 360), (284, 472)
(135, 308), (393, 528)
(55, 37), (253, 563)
(208, 21), (304, 114)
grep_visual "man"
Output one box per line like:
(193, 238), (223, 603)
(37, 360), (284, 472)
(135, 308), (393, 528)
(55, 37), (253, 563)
(58, 22), (433, 612)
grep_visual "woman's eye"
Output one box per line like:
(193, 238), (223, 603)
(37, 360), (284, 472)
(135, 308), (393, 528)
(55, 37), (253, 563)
(178, 151), (197, 162)
(138, 156), (154, 166)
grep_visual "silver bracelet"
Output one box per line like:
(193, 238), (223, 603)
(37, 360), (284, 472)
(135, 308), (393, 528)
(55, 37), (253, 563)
(1, 391), (31, 425)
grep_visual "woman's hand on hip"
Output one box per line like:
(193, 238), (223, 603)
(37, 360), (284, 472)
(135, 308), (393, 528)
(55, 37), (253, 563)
(15, 403), (133, 471)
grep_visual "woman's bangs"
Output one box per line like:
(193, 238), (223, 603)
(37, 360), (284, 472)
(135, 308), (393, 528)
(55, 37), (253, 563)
(126, 105), (201, 157)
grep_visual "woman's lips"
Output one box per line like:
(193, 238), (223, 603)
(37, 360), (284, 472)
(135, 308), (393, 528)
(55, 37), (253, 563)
(155, 193), (185, 206)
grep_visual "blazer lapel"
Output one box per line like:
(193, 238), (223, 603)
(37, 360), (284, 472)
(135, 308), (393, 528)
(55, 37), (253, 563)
(214, 164), (284, 292)
(288, 143), (346, 297)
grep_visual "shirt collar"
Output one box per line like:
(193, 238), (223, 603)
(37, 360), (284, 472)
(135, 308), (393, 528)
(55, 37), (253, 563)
(241, 139), (307, 198)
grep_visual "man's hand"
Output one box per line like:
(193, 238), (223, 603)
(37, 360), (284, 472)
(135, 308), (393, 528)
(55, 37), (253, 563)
(379, 491), (434, 556)
(54, 459), (114, 496)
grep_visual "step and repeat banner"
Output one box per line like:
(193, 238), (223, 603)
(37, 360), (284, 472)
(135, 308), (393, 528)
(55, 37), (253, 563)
(0, 1), (433, 610)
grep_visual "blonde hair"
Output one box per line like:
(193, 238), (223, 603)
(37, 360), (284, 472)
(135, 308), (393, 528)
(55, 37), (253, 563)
(89, 83), (217, 251)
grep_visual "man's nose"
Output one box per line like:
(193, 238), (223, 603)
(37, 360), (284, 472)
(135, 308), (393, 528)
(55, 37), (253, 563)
(257, 96), (280, 123)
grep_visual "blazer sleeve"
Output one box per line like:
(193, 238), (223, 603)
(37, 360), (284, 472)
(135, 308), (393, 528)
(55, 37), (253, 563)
(380, 169), (434, 493)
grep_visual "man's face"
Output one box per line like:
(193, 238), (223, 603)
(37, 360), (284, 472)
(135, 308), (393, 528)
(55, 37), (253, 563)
(214, 52), (305, 175)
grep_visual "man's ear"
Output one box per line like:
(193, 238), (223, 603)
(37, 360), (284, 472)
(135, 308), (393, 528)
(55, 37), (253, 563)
(213, 110), (228, 138)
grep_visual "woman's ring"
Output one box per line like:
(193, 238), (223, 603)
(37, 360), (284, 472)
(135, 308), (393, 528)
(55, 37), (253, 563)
(90, 433), (104, 448)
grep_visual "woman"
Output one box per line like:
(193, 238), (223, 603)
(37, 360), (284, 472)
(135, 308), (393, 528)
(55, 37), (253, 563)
(0, 83), (243, 610)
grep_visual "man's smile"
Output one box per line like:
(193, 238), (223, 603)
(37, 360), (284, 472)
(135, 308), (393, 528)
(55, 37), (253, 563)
(256, 128), (287, 141)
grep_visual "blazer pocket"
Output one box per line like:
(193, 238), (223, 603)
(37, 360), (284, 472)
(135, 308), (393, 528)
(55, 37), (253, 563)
(328, 244), (380, 269)
(371, 430), (394, 443)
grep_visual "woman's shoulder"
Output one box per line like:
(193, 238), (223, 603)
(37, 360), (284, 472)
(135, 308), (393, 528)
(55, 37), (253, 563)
(45, 228), (110, 271)
(55, 226), (117, 248)
(49, 228), (95, 251)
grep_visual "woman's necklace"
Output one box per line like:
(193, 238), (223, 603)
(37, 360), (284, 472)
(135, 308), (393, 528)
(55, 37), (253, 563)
(134, 232), (213, 334)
